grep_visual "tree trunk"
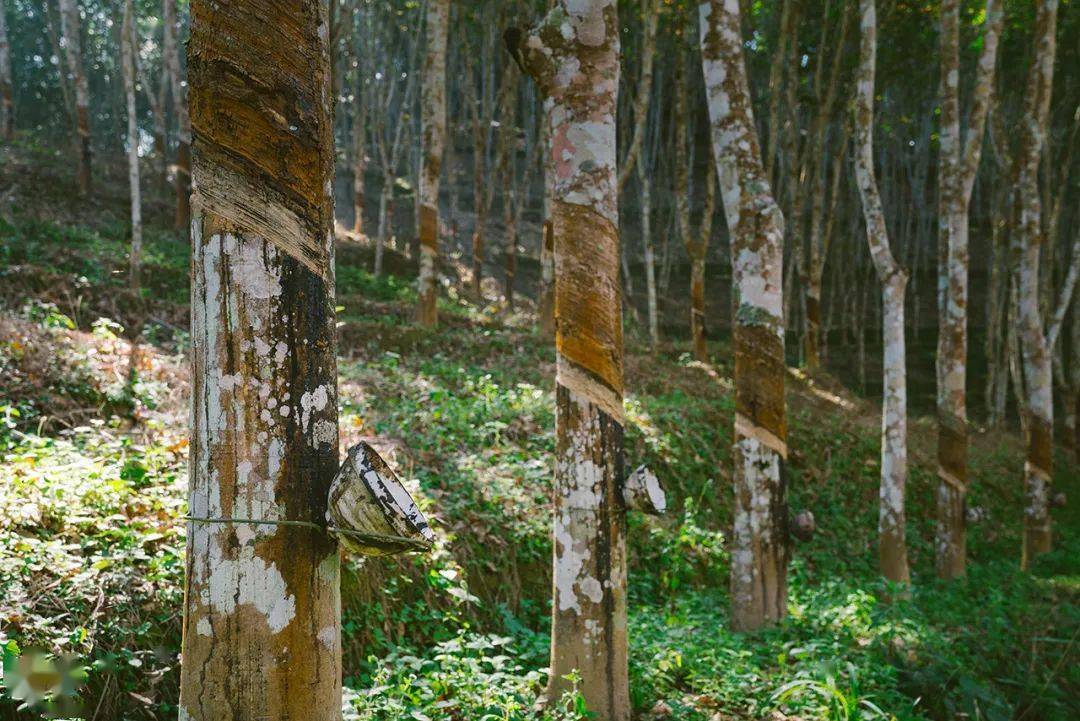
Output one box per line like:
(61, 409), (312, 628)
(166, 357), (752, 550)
(417, 0), (448, 326)
(473, 152), (490, 297)
(179, 1), (341, 718)
(58, 0), (91, 195)
(121, 0), (141, 292)
(854, 0), (910, 588)
(515, 4), (628, 717)
(164, 0), (191, 234)
(376, 178), (391, 276)
(504, 186), (517, 310)
(934, 0), (1002, 580)
(1071, 302), (1080, 464)
(1015, 0), (1058, 570)
(0, 0), (13, 139)
(701, 0), (789, 631)
(638, 161), (659, 350)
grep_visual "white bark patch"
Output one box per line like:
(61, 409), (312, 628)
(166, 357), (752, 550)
(203, 548), (296, 633)
(300, 384), (331, 432)
(231, 234), (283, 299)
(565, 0), (611, 46)
(554, 510), (592, 613)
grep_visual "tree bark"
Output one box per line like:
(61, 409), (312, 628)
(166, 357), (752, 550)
(700, 0), (790, 631)
(164, 0), (191, 234)
(180, 1), (341, 718)
(417, 0), (448, 326)
(121, 0), (141, 292)
(638, 159), (659, 349)
(934, 0), (1001, 580)
(0, 0), (13, 139)
(854, 0), (910, 587)
(514, 3), (628, 717)
(58, 0), (91, 195)
(1015, 0), (1058, 570)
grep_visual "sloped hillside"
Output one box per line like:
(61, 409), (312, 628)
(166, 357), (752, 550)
(1, 144), (1077, 720)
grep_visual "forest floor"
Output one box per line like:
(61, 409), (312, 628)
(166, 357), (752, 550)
(1, 142), (1078, 721)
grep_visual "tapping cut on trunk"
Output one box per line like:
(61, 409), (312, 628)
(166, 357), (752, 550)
(700, 0), (790, 631)
(509, 2), (630, 716)
(179, 1), (341, 718)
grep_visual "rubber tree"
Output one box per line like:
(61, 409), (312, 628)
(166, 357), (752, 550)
(163, 0), (191, 233)
(934, 0), (1002, 580)
(58, 0), (90, 195)
(854, 0), (910, 587)
(0, 0), (12, 139)
(121, 0), (140, 291)
(1015, 0), (1059, 569)
(512, 2), (630, 716)
(700, 0), (790, 631)
(179, 0), (341, 717)
(417, 0), (449, 326)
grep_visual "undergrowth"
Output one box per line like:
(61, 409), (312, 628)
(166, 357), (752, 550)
(0, 159), (1077, 720)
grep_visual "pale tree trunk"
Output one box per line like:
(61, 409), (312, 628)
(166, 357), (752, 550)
(854, 0), (910, 587)
(179, 1), (341, 718)
(637, 160), (659, 349)
(700, 0), (790, 631)
(1015, 0), (1058, 570)
(934, 0), (1002, 580)
(503, 186), (517, 309)
(121, 0), (141, 292)
(1069, 297), (1080, 465)
(0, 0), (13, 139)
(58, 0), (91, 195)
(164, 0), (191, 233)
(417, 0), (448, 326)
(514, 4), (629, 717)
